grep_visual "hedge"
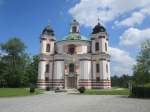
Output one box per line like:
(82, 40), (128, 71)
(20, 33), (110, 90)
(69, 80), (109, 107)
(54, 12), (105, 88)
(131, 86), (150, 98)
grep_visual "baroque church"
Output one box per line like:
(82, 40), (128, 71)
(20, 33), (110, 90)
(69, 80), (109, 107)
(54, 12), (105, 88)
(37, 19), (111, 89)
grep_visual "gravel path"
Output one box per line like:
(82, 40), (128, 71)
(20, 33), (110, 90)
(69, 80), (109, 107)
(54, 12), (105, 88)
(0, 92), (150, 112)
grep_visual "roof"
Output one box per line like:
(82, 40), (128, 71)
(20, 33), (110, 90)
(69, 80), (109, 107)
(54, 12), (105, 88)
(42, 25), (55, 36)
(92, 23), (106, 34)
(63, 33), (88, 41)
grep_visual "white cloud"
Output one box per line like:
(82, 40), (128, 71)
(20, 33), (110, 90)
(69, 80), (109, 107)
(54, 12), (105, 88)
(116, 6), (150, 27)
(109, 47), (136, 75)
(120, 28), (150, 46)
(69, 0), (150, 27)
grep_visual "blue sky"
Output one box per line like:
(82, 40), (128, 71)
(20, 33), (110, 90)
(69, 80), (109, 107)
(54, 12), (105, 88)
(0, 0), (150, 76)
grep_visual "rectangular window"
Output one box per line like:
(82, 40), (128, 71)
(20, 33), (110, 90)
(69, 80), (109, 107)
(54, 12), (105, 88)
(96, 63), (99, 73)
(95, 42), (99, 51)
(106, 64), (108, 73)
(45, 64), (49, 73)
(105, 43), (107, 51)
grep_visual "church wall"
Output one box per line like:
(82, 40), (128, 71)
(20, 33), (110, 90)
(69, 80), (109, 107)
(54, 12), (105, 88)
(92, 61), (96, 80)
(79, 60), (91, 79)
(107, 61), (111, 80)
(54, 61), (64, 79)
(99, 60), (110, 80)
(50, 41), (55, 54)
(40, 40), (47, 54)
(37, 20), (111, 90)
(81, 45), (88, 54)
(48, 62), (53, 79)
(92, 40), (95, 53)
(56, 41), (90, 54)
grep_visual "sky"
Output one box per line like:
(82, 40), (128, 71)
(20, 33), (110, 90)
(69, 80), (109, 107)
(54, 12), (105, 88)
(0, 0), (150, 76)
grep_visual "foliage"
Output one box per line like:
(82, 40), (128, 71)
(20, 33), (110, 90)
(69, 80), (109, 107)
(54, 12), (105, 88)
(0, 38), (27, 87)
(25, 55), (39, 85)
(0, 37), (39, 87)
(30, 87), (35, 93)
(78, 87), (86, 93)
(133, 40), (150, 84)
(144, 83), (150, 87)
(111, 75), (132, 88)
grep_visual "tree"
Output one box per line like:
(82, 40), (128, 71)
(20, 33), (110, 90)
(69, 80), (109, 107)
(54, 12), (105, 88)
(133, 40), (150, 85)
(0, 38), (28, 87)
(25, 55), (39, 85)
(111, 74), (132, 88)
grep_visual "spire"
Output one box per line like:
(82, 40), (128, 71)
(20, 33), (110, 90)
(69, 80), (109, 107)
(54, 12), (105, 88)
(97, 17), (102, 25)
(98, 17), (100, 24)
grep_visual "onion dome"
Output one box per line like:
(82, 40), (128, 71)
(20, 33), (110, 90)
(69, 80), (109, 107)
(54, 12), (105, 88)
(92, 23), (106, 34)
(42, 25), (54, 36)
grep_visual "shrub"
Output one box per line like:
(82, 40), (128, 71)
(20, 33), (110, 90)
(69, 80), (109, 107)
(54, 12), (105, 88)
(78, 87), (85, 93)
(30, 87), (35, 93)
(131, 86), (150, 98)
(29, 83), (35, 93)
(144, 83), (150, 87)
(46, 87), (50, 91)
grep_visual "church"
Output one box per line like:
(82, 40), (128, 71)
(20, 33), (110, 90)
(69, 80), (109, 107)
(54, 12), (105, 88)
(37, 19), (111, 89)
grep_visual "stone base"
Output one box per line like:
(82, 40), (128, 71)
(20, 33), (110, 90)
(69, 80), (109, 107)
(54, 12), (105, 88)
(37, 79), (111, 90)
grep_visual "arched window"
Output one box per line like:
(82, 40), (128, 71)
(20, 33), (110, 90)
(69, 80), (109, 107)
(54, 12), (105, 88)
(69, 63), (75, 73)
(105, 43), (107, 51)
(95, 42), (99, 51)
(68, 44), (75, 55)
(72, 26), (77, 33)
(46, 44), (50, 52)
(45, 64), (49, 73)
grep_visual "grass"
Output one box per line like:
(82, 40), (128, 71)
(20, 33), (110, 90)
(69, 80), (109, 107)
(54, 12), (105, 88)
(0, 88), (44, 97)
(84, 88), (129, 95)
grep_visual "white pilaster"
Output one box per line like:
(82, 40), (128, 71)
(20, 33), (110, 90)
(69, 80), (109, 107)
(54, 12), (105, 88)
(38, 61), (46, 80)
(54, 61), (64, 79)
(79, 60), (91, 79)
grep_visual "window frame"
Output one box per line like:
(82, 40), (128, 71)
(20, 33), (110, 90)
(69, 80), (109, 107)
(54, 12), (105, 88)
(95, 42), (99, 51)
(96, 63), (100, 73)
(45, 64), (49, 73)
(105, 42), (107, 52)
(46, 44), (50, 52)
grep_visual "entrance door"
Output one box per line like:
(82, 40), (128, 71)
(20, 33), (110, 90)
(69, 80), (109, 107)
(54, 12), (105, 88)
(67, 76), (77, 89)
(67, 63), (77, 88)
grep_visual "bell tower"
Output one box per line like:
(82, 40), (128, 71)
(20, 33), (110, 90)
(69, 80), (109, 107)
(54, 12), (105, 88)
(70, 19), (80, 33)
(91, 21), (111, 88)
(37, 24), (56, 89)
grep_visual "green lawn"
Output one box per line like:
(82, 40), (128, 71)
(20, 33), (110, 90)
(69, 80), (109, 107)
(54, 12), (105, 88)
(0, 88), (44, 97)
(84, 88), (129, 95)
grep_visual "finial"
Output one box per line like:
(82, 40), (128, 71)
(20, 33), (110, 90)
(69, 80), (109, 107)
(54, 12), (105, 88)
(98, 17), (101, 25)
(48, 19), (51, 26)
